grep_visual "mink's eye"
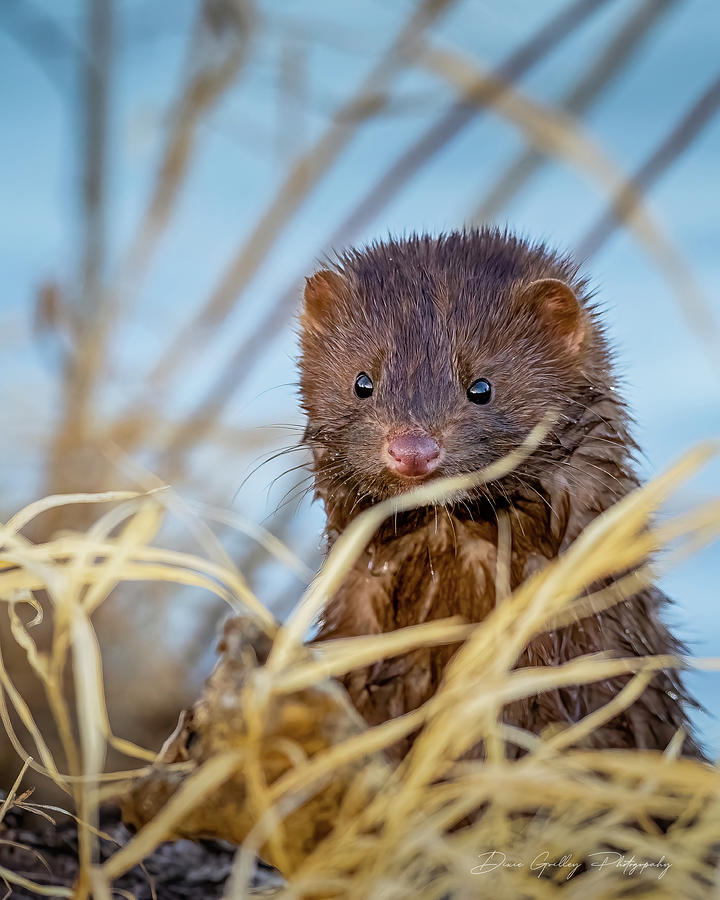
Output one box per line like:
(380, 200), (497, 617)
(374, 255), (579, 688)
(354, 372), (373, 399)
(467, 378), (492, 405)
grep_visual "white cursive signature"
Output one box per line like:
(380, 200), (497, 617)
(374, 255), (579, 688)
(471, 850), (671, 880)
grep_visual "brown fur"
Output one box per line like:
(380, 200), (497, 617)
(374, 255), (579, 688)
(298, 228), (703, 762)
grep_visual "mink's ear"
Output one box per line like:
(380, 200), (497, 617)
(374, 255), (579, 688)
(518, 278), (586, 355)
(302, 269), (343, 334)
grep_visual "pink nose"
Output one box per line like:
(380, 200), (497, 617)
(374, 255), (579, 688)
(385, 433), (441, 478)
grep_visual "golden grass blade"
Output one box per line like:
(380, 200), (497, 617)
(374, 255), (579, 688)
(70, 604), (108, 888)
(0, 866), (72, 898)
(188, 500), (314, 582)
(0, 560), (238, 610)
(544, 669), (656, 752)
(101, 750), (243, 881)
(495, 509), (512, 605)
(274, 619), (474, 694)
(71, 606), (108, 778)
(394, 656), (678, 803)
(0, 757), (31, 824)
(0, 536), (275, 625)
(79, 498), (166, 614)
(102, 440), (313, 583)
(2, 490), (162, 536)
(101, 442), (257, 584)
(266, 707), (426, 803)
(89, 868), (113, 900)
(8, 595), (48, 684)
(0, 691), (63, 788)
(0, 644), (62, 782)
(0, 839), (51, 875)
(105, 736), (156, 764)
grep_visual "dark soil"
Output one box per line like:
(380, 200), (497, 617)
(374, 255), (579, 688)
(0, 801), (283, 898)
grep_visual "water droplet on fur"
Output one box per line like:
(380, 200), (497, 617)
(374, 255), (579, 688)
(368, 558), (389, 577)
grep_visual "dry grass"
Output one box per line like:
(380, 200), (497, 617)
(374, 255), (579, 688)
(3, 10), (720, 896)
(0, 430), (718, 898)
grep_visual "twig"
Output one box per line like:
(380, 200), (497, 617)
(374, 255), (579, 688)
(471, 0), (678, 223)
(43, 0), (112, 506)
(577, 71), (720, 258)
(576, 71), (720, 370)
(118, 0), (254, 296)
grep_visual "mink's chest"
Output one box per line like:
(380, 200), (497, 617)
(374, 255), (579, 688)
(315, 513), (542, 748)
(321, 514), (503, 638)
(318, 508), (553, 639)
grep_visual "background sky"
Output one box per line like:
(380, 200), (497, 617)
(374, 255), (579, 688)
(1, 0), (718, 752)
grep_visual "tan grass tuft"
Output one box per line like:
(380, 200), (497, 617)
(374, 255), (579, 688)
(0, 442), (718, 898)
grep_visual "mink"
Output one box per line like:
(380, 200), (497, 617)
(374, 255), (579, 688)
(297, 228), (704, 762)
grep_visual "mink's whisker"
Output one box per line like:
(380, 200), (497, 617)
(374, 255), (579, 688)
(234, 443), (311, 500)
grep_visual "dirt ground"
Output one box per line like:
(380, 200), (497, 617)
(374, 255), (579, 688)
(0, 800), (283, 898)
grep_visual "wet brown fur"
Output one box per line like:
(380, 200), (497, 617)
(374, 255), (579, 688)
(298, 228), (703, 762)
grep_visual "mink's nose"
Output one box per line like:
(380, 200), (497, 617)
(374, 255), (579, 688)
(385, 433), (442, 478)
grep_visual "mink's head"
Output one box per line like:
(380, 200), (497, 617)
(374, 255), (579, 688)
(298, 229), (619, 518)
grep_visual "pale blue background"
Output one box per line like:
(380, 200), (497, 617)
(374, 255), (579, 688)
(1, 1), (718, 750)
